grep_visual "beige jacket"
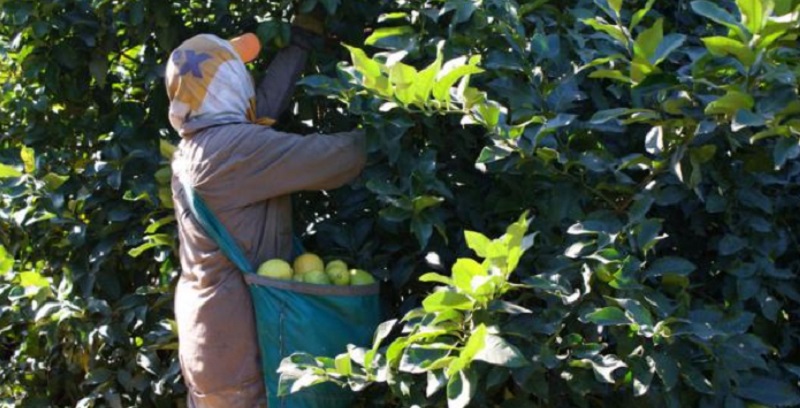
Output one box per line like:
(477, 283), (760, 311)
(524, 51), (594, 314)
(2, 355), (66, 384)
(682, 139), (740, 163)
(170, 43), (366, 407)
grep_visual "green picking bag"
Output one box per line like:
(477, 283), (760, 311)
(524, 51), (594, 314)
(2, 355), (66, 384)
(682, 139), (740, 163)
(244, 275), (380, 408)
(179, 180), (381, 407)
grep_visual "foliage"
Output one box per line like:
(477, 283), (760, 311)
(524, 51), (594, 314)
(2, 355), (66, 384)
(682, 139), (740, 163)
(284, 0), (800, 406)
(280, 214), (535, 408)
(1, 0), (800, 407)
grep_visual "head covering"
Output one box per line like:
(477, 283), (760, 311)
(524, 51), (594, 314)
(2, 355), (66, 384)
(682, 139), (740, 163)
(165, 33), (274, 137)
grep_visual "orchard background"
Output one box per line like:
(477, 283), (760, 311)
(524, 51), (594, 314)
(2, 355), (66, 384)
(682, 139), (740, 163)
(1, 0), (800, 407)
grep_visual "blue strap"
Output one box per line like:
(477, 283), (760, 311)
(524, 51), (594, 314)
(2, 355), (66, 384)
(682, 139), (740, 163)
(292, 235), (305, 259)
(180, 179), (255, 275)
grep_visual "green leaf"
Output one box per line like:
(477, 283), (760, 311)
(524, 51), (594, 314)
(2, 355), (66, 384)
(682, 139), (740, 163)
(459, 324), (487, 367)
(644, 256), (697, 278)
(0, 245), (14, 276)
(19, 271), (46, 287)
(631, 356), (656, 397)
(579, 54), (625, 71)
(652, 352), (679, 390)
(412, 195), (444, 214)
(504, 211), (531, 250)
(705, 90), (755, 116)
(702, 36), (756, 66)
(420, 272), (454, 285)
(774, 136), (800, 168)
(635, 219), (663, 253)
(426, 370), (447, 398)
(464, 231), (491, 258)
(0, 163), (23, 178)
(473, 333), (528, 367)
(590, 108), (654, 124)
(83, 368), (113, 386)
(733, 109), (767, 131)
(645, 126), (664, 155)
(343, 45), (382, 78)
(447, 368), (477, 408)
(386, 337), (409, 365)
(631, 0), (657, 29)
(589, 69), (634, 83)
(736, 0), (770, 34)
(365, 26), (415, 46)
(422, 291), (474, 312)
(691, 1), (749, 40)
(565, 241), (593, 258)
(773, 0), (794, 14)
(611, 297), (655, 332)
(735, 376), (800, 406)
(433, 55), (483, 104)
(443, 0), (480, 23)
(20, 146), (35, 173)
(719, 234), (747, 255)
(145, 215), (176, 234)
(582, 18), (629, 44)
(682, 367), (714, 394)
(651, 33), (686, 65)
(371, 319), (397, 355)
(452, 258), (486, 294)
(42, 173), (69, 191)
(583, 355), (627, 383)
(414, 43), (444, 105)
(634, 19), (664, 61)
(594, 0), (621, 21)
(583, 306), (631, 326)
(334, 353), (352, 376)
(608, 0), (623, 18)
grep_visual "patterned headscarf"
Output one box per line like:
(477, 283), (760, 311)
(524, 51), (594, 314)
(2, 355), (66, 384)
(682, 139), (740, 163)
(165, 34), (274, 137)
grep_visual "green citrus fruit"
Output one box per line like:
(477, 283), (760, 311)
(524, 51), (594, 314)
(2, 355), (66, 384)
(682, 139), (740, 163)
(303, 270), (332, 285)
(257, 259), (293, 280)
(350, 269), (375, 285)
(325, 259), (348, 272)
(326, 266), (350, 286)
(294, 253), (324, 276)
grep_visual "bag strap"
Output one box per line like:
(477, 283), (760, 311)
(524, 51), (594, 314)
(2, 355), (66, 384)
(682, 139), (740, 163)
(180, 178), (255, 275)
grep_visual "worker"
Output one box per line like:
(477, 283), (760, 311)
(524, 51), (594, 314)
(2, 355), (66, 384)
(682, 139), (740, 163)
(164, 11), (366, 408)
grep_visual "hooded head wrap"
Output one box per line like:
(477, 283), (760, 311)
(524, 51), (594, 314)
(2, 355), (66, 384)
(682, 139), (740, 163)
(165, 33), (273, 137)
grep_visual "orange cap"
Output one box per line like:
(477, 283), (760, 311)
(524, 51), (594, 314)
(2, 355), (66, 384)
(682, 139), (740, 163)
(229, 33), (261, 63)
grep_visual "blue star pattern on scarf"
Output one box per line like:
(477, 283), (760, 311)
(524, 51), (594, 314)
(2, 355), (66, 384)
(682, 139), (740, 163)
(172, 50), (212, 79)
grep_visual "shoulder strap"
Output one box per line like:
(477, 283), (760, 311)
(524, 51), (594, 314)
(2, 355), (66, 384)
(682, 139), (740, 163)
(180, 178), (255, 275)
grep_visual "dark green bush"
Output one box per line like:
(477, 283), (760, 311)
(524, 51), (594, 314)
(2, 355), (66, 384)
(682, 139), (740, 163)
(1, 0), (799, 407)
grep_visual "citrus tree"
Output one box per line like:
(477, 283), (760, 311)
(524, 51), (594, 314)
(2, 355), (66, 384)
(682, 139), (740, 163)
(1, 0), (800, 407)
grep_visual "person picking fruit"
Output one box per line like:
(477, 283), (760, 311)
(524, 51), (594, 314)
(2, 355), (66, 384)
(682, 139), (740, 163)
(164, 10), (366, 408)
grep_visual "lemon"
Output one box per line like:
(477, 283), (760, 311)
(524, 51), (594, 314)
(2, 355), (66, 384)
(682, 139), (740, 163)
(350, 269), (375, 285)
(303, 270), (332, 285)
(326, 266), (350, 286)
(294, 253), (324, 276)
(257, 259), (293, 280)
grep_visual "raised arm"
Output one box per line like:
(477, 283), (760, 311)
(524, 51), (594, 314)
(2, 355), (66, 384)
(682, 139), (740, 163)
(192, 125), (367, 211)
(255, 27), (321, 120)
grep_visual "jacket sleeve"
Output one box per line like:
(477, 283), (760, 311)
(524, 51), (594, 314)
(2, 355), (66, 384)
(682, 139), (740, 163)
(195, 127), (367, 211)
(255, 28), (320, 120)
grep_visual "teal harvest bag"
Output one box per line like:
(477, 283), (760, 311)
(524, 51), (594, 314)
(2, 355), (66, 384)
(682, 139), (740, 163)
(180, 180), (381, 407)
